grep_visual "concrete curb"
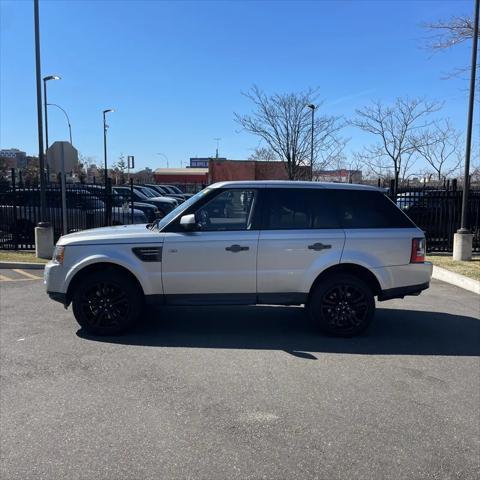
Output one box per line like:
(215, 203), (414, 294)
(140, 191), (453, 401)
(432, 265), (480, 295)
(0, 262), (46, 270)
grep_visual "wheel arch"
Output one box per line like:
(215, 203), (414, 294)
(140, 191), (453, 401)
(307, 263), (382, 302)
(65, 261), (145, 306)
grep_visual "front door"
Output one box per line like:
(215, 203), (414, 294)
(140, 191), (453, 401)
(162, 188), (259, 304)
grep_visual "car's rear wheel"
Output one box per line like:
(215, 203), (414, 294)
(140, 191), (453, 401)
(72, 270), (142, 335)
(308, 273), (375, 337)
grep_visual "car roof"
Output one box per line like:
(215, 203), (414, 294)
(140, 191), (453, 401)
(209, 180), (381, 191)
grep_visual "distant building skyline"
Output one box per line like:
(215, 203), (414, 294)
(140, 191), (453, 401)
(0, 148), (27, 169)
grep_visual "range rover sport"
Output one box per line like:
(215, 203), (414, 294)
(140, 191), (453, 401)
(44, 181), (432, 337)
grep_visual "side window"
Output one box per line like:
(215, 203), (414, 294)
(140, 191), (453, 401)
(337, 190), (414, 228)
(194, 189), (257, 231)
(265, 189), (340, 230)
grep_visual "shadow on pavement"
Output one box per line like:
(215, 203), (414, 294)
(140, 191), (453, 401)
(77, 305), (480, 357)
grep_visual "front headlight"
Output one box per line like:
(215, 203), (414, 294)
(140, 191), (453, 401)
(52, 245), (65, 265)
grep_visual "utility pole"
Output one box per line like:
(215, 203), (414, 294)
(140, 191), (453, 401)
(214, 138), (221, 159)
(306, 104), (316, 181)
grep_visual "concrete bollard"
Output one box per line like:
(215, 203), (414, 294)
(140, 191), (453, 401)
(35, 222), (54, 259)
(453, 232), (474, 261)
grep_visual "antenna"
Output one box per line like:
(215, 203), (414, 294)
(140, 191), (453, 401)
(214, 138), (221, 159)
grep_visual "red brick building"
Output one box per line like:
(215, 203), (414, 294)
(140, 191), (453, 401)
(153, 168), (208, 186)
(154, 159), (309, 186)
(208, 159), (293, 183)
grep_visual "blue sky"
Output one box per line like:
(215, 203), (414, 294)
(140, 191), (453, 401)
(0, 0), (475, 170)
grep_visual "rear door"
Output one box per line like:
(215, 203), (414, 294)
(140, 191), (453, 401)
(256, 187), (345, 301)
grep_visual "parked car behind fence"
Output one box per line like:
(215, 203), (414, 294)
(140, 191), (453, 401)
(0, 181), (147, 250)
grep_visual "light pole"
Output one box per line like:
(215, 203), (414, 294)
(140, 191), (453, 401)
(47, 103), (72, 144)
(454, 0), (479, 261)
(43, 75), (61, 156)
(306, 104), (316, 181)
(103, 109), (114, 184)
(34, 0), (46, 221)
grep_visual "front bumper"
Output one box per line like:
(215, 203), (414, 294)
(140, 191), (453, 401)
(47, 291), (67, 305)
(44, 261), (67, 298)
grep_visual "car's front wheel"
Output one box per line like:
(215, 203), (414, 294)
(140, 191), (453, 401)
(72, 270), (143, 335)
(308, 273), (375, 337)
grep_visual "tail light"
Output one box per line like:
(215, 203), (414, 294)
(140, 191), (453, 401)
(410, 238), (426, 263)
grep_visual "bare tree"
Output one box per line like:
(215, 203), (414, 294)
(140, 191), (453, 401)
(423, 14), (480, 84)
(112, 154), (128, 184)
(413, 120), (463, 181)
(424, 16), (478, 50)
(351, 97), (442, 194)
(132, 167), (154, 184)
(235, 86), (345, 180)
(247, 147), (278, 162)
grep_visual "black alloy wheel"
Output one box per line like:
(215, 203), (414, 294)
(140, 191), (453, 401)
(308, 273), (375, 336)
(72, 271), (142, 335)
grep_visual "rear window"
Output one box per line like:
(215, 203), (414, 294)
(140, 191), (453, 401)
(263, 188), (414, 229)
(335, 190), (415, 228)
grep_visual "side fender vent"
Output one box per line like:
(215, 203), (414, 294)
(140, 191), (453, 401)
(132, 246), (163, 262)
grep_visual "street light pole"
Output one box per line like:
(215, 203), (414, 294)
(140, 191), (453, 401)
(459, 0), (479, 233)
(47, 103), (72, 144)
(33, 0), (46, 221)
(103, 109), (114, 184)
(43, 75), (61, 175)
(454, 0), (479, 261)
(306, 104), (316, 181)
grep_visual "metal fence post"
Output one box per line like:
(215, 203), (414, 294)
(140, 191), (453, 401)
(105, 177), (112, 226)
(130, 178), (134, 224)
(11, 168), (18, 249)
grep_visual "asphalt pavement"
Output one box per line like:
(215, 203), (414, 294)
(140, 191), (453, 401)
(0, 276), (479, 480)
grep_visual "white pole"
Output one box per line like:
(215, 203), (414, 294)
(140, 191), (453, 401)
(60, 142), (67, 235)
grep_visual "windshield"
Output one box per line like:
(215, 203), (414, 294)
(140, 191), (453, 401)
(153, 188), (211, 230)
(131, 188), (149, 200)
(139, 187), (158, 198)
(168, 186), (182, 194)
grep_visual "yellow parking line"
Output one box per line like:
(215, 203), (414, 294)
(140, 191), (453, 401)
(0, 277), (40, 283)
(0, 274), (10, 281)
(12, 269), (43, 280)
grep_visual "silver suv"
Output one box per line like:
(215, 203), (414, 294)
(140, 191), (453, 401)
(45, 181), (432, 336)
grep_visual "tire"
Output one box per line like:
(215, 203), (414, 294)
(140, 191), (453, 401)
(308, 273), (375, 337)
(72, 270), (143, 335)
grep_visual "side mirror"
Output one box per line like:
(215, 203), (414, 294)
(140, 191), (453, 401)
(179, 213), (196, 230)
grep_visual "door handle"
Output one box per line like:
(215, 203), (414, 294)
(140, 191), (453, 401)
(226, 244), (249, 253)
(308, 242), (331, 251)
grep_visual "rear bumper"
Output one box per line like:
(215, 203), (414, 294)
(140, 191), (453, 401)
(378, 281), (430, 301)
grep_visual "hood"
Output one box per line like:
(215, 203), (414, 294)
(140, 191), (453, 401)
(57, 224), (164, 246)
(131, 202), (156, 209)
(151, 196), (177, 204)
